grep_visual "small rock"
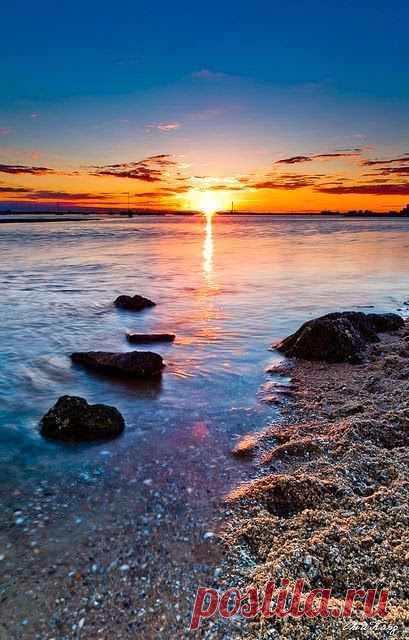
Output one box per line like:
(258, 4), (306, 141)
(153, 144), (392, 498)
(127, 333), (175, 344)
(114, 294), (155, 311)
(40, 396), (125, 441)
(71, 351), (164, 378)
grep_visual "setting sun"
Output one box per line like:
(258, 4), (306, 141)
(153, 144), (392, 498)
(188, 189), (230, 215)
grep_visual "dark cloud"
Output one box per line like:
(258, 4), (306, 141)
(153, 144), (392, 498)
(276, 156), (312, 165)
(0, 164), (56, 175)
(362, 156), (409, 166)
(370, 166), (409, 176)
(251, 177), (316, 190)
(0, 186), (31, 193)
(91, 154), (176, 182)
(276, 151), (361, 164)
(314, 152), (361, 160)
(0, 186), (109, 200)
(315, 183), (409, 195)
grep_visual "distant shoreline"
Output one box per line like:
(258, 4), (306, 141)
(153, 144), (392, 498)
(1, 210), (409, 220)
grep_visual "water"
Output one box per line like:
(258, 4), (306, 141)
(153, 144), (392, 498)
(2, 214), (409, 636)
(1, 214), (409, 487)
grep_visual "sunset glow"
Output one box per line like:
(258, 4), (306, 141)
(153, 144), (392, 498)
(189, 190), (228, 215)
(2, 2), (409, 213)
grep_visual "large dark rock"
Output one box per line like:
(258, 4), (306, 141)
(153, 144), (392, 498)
(114, 294), (155, 311)
(71, 350), (164, 377)
(366, 313), (405, 333)
(126, 332), (175, 344)
(275, 311), (404, 363)
(40, 395), (125, 441)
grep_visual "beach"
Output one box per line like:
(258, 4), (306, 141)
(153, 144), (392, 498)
(223, 319), (409, 638)
(1, 216), (409, 638)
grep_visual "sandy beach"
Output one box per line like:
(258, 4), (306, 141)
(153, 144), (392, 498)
(222, 319), (409, 638)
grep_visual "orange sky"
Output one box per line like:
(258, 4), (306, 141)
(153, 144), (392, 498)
(1, 148), (409, 213)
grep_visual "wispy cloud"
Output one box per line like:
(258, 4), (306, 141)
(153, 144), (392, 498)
(276, 155), (312, 165)
(146, 122), (181, 132)
(0, 164), (56, 175)
(0, 186), (110, 200)
(362, 155), (409, 166)
(0, 128), (11, 136)
(315, 183), (409, 195)
(191, 69), (228, 80)
(276, 150), (362, 164)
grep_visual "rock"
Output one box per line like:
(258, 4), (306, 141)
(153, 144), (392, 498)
(40, 395), (125, 440)
(366, 312), (404, 332)
(126, 333), (175, 344)
(71, 351), (164, 378)
(114, 294), (155, 311)
(275, 311), (404, 363)
(232, 434), (258, 456)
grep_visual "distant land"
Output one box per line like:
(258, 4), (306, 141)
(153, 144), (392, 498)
(1, 204), (409, 219)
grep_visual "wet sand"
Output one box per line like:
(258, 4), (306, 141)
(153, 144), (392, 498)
(223, 321), (409, 639)
(0, 421), (250, 639)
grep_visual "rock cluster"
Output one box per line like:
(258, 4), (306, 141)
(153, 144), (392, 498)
(275, 310), (403, 362)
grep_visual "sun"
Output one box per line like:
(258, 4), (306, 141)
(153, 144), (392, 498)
(188, 189), (229, 215)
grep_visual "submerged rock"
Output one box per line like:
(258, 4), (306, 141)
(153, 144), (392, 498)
(114, 294), (155, 311)
(126, 332), (175, 344)
(71, 351), (164, 378)
(40, 395), (125, 440)
(275, 311), (404, 363)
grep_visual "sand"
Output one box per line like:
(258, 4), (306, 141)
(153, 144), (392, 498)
(222, 321), (409, 639)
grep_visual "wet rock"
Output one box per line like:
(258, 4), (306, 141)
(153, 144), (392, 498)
(366, 312), (404, 332)
(275, 311), (404, 363)
(114, 294), (155, 311)
(231, 433), (259, 456)
(71, 351), (164, 378)
(126, 333), (175, 344)
(40, 395), (125, 440)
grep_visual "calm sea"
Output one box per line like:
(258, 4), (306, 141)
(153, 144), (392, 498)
(1, 214), (408, 487)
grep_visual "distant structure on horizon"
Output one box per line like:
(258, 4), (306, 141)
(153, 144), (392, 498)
(320, 204), (409, 217)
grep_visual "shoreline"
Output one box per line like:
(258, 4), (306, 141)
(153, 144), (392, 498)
(222, 320), (409, 638)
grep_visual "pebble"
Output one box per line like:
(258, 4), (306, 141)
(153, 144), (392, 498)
(203, 531), (215, 540)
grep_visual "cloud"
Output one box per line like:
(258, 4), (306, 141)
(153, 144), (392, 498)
(0, 186), (30, 193)
(191, 69), (228, 80)
(146, 122), (181, 132)
(276, 151), (362, 164)
(28, 191), (109, 201)
(315, 183), (409, 195)
(276, 156), (312, 165)
(251, 177), (316, 190)
(313, 152), (361, 160)
(372, 166), (409, 176)
(0, 185), (110, 200)
(0, 164), (56, 175)
(0, 128), (11, 135)
(91, 154), (176, 181)
(363, 155), (409, 166)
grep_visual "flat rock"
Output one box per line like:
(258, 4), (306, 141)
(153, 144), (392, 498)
(275, 311), (404, 363)
(71, 351), (164, 377)
(114, 294), (155, 311)
(126, 332), (175, 344)
(40, 395), (125, 440)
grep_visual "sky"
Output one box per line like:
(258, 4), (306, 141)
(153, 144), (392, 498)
(1, 0), (409, 212)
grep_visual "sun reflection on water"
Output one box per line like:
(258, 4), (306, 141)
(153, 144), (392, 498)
(202, 213), (214, 279)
